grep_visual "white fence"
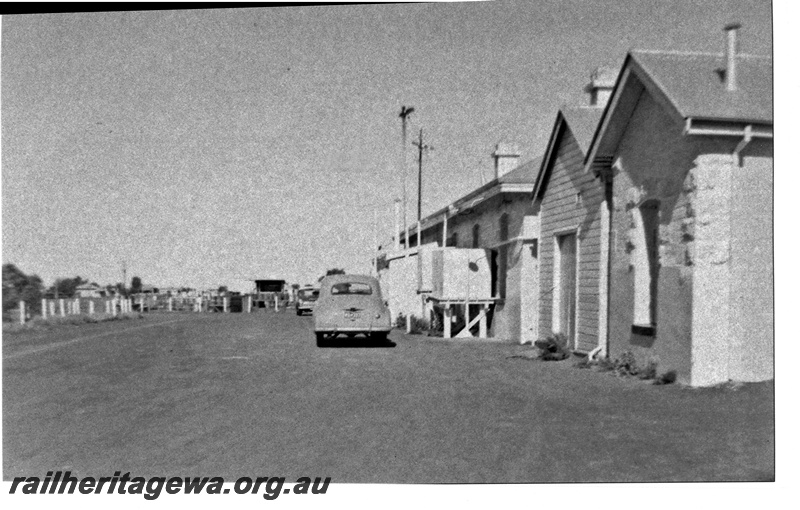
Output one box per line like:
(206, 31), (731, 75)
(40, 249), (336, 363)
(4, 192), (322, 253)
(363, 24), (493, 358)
(13, 293), (290, 324)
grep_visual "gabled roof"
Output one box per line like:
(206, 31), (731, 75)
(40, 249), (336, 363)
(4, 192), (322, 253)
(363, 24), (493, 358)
(584, 49), (773, 169)
(561, 107), (605, 154)
(406, 155), (543, 237)
(631, 50), (772, 123)
(533, 106), (604, 200)
(496, 157), (541, 184)
(458, 155), (543, 199)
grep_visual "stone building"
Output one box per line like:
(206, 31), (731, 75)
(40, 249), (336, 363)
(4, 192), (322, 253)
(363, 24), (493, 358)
(583, 25), (773, 385)
(386, 148), (542, 342)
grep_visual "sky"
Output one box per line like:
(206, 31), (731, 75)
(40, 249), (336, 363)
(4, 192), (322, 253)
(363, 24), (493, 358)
(1, 1), (775, 290)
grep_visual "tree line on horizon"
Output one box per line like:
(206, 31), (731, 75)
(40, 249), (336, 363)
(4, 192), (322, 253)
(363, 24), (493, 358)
(318, 268), (345, 282)
(2, 263), (149, 316)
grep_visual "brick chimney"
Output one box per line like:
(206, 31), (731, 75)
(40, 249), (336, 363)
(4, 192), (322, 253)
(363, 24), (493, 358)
(724, 22), (741, 91)
(492, 143), (521, 179)
(585, 67), (618, 107)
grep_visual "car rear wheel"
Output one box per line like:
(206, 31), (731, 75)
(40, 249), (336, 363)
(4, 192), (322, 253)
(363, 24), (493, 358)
(371, 331), (388, 343)
(316, 332), (328, 347)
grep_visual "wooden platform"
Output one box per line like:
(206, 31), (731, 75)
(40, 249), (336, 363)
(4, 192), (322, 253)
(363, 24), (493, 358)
(425, 296), (499, 339)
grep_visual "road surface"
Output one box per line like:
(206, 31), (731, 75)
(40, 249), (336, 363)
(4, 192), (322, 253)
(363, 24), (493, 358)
(3, 311), (773, 482)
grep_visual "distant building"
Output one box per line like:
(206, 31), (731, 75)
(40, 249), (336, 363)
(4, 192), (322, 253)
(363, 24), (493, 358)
(75, 283), (106, 298)
(138, 284), (159, 295)
(254, 279), (286, 293)
(251, 279), (287, 308)
(384, 146), (543, 342)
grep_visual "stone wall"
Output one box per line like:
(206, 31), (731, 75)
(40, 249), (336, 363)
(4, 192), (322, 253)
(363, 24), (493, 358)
(606, 89), (774, 386)
(608, 91), (697, 383)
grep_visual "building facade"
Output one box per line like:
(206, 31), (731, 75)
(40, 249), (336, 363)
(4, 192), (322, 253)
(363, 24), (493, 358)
(378, 26), (773, 387)
(384, 148), (542, 342)
(584, 31), (773, 385)
(531, 67), (615, 351)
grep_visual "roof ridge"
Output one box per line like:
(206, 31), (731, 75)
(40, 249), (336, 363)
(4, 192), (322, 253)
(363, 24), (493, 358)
(417, 154), (544, 223)
(634, 49), (720, 57)
(561, 105), (605, 111)
(633, 48), (771, 59)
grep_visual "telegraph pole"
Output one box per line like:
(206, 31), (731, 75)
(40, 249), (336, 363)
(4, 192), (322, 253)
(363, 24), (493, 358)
(412, 128), (433, 244)
(372, 207), (378, 276)
(399, 106), (414, 249)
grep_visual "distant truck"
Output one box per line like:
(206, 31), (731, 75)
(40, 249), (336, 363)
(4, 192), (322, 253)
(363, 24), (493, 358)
(295, 286), (320, 316)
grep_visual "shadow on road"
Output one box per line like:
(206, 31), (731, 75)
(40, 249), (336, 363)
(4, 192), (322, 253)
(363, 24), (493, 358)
(319, 337), (397, 349)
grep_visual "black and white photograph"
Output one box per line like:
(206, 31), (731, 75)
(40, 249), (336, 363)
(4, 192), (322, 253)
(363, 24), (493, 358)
(1, 0), (788, 506)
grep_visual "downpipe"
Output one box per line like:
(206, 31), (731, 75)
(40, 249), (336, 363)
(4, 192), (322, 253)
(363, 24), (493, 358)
(588, 345), (604, 361)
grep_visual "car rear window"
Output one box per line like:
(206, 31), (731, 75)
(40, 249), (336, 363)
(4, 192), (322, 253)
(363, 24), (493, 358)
(299, 289), (319, 300)
(330, 282), (373, 295)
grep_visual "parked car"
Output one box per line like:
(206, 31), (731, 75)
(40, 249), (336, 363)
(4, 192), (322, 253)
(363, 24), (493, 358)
(313, 274), (391, 346)
(295, 286), (320, 316)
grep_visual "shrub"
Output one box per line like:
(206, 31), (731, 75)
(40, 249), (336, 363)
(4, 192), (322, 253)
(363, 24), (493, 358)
(638, 359), (658, 380)
(550, 332), (569, 352)
(614, 350), (638, 377)
(653, 370), (677, 385)
(574, 351), (676, 385)
(408, 315), (429, 335)
(533, 333), (571, 361)
(429, 308), (444, 333)
(393, 313), (429, 335)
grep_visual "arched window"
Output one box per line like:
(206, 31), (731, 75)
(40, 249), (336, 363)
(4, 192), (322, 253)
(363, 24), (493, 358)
(472, 224), (481, 248)
(632, 200), (660, 328)
(499, 213), (509, 242)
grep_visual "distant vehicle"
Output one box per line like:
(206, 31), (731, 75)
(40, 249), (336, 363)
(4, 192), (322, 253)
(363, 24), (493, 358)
(295, 286), (320, 316)
(313, 274), (391, 347)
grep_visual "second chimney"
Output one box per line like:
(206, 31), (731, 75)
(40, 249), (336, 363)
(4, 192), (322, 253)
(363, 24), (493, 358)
(492, 143), (521, 179)
(585, 67), (618, 107)
(724, 22), (741, 91)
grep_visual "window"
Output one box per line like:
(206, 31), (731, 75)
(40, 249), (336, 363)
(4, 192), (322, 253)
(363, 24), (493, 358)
(448, 232), (459, 247)
(472, 224), (481, 248)
(298, 289), (319, 300)
(489, 249), (507, 299)
(499, 213), (509, 242)
(497, 246), (507, 299)
(632, 200), (659, 329)
(330, 282), (373, 295)
(491, 214), (511, 300)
